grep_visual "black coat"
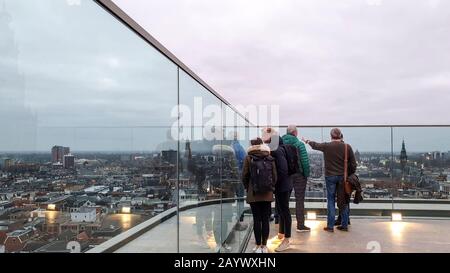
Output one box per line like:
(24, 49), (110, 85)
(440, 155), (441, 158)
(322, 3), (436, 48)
(268, 137), (292, 193)
(337, 174), (364, 209)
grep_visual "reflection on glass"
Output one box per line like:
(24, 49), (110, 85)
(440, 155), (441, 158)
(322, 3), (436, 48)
(120, 213), (132, 230)
(178, 70), (223, 252)
(0, 0), (178, 252)
(390, 222), (406, 239)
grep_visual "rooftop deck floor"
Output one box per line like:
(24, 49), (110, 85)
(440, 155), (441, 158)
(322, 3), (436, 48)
(245, 218), (450, 253)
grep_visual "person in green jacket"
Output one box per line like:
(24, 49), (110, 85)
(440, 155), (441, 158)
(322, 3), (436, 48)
(282, 125), (311, 232)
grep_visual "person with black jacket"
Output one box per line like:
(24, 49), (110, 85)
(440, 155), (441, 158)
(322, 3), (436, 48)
(262, 128), (292, 252)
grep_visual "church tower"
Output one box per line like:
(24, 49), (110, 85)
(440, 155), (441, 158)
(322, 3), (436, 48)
(185, 140), (192, 160)
(400, 140), (408, 181)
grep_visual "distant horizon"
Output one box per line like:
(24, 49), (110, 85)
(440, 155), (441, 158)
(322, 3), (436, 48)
(0, 149), (447, 155)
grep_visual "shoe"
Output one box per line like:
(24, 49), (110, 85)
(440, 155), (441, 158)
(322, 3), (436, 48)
(335, 221), (351, 226)
(261, 246), (269, 253)
(335, 220), (351, 226)
(337, 226), (349, 232)
(323, 227), (334, 232)
(252, 246), (260, 253)
(296, 226), (311, 233)
(274, 239), (290, 252)
(275, 219), (279, 225)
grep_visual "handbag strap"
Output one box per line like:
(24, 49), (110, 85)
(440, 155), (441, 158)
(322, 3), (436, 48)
(344, 143), (348, 182)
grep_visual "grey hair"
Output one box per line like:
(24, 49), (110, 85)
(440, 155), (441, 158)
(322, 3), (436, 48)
(330, 128), (343, 140)
(287, 125), (297, 135)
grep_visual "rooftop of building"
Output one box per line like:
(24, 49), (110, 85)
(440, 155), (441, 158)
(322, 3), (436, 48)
(75, 207), (97, 213)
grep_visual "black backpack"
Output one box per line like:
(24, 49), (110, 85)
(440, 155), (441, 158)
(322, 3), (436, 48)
(249, 155), (275, 194)
(283, 144), (300, 175)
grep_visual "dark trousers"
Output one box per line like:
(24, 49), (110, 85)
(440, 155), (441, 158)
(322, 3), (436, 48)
(250, 202), (271, 246)
(275, 190), (292, 238)
(337, 203), (351, 224)
(292, 174), (307, 228)
(273, 204), (279, 223)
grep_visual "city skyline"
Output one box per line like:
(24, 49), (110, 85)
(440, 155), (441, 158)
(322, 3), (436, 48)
(1, 0), (450, 255)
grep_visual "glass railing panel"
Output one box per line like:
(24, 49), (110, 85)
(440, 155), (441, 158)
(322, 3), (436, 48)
(0, 0), (178, 252)
(294, 127), (326, 213)
(178, 70), (223, 252)
(320, 127), (393, 218)
(392, 127), (450, 215)
(221, 108), (251, 253)
(233, 119), (253, 252)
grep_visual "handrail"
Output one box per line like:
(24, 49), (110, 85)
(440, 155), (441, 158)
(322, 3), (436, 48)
(264, 125), (450, 128)
(33, 124), (450, 129)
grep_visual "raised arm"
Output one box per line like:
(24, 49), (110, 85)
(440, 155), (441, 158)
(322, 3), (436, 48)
(302, 137), (326, 152)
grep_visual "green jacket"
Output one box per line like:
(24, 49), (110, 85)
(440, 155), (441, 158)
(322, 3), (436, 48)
(282, 134), (311, 177)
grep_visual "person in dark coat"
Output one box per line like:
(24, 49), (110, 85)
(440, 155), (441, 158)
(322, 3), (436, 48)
(262, 128), (292, 252)
(303, 128), (357, 232)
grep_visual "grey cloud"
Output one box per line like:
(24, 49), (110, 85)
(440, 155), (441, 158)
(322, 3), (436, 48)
(2, 0), (450, 153)
(114, 0), (450, 126)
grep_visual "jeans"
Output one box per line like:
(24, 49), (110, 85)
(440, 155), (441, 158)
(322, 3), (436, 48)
(325, 176), (349, 229)
(275, 190), (292, 238)
(250, 202), (272, 245)
(292, 173), (307, 228)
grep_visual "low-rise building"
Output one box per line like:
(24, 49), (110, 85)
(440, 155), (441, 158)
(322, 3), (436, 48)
(60, 221), (100, 235)
(70, 207), (97, 223)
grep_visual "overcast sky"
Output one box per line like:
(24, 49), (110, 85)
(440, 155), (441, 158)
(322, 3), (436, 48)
(114, 0), (450, 126)
(1, 0), (450, 153)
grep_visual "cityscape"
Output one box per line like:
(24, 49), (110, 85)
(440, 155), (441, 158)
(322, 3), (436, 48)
(1, 138), (449, 252)
(1, 0), (450, 257)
